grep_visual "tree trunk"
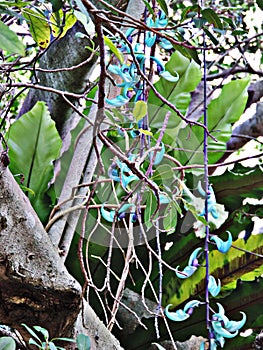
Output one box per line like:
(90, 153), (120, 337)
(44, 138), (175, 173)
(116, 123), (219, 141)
(0, 158), (124, 349)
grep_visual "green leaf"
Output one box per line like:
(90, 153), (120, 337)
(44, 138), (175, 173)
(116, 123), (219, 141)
(22, 8), (50, 49)
(180, 5), (200, 22)
(148, 51), (202, 129)
(0, 20), (25, 55)
(138, 128), (153, 136)
(156, 0), (169, 16)
(28, 339), (41, 348)
(202, 8), (223, 29)
(8, 102), (62, 223)
(51, 10), (77, 38)
(173, 77), (250, 170)
(104, 36), (124, 64)
(74, 10), (95, 36)
(0, 337), (16, 350)
(203, 28), (219, 45)
(76, 334), (91, 350)
(22, 324), (42, 343)
(133, 101), (147, 122)
(141, 0), (154, 15)
(163, 202), (177, 233)
(152, 164), (174, 183)
(144, 191), (158, 230)
(33, 326), (49, 340)
(50, 0), (63, 12)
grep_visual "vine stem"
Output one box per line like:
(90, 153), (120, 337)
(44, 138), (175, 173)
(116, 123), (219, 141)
(203, 31), (211, 347)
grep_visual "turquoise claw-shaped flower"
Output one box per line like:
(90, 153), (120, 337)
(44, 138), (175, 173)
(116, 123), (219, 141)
(208, 275), (221, 297)
(159, 37), (173, 50)
(175, 247), (202, 279)
(199, 184), (219, 219)
(109, 159), (138, 189)
(224, 312), (247, 333)
(145, 30), (157, 47)
(210, 231), (232, 253)
(166, 300), (202, 322)
(151, 56), (179, 82)
(212, 303), (246, 341)
(106, 95), (130, 107)
(121, 173), (138, 188)
(212, 321), (238, 339)
(101, 204), (117, 222)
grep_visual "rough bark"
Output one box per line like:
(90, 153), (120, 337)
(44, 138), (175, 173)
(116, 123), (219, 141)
(0, 161), (81, 341)
(18, 21), (97, 135)
(0, 158), (124, 350)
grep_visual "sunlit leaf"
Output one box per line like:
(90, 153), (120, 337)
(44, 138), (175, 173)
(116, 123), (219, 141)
(51, 10), (77, 38)
(138, 128), (153, 136)
(104, 36), (124, 64)
(133, 100), (147, 122)
(0, 20), (25, 55)
(148, 51), (202, 129)
(22, 8), (50, 48)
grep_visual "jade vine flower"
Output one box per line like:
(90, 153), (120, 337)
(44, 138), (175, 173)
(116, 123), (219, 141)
(145, 10), (168, 47)
(199, 184), (219, 219)
(208, 275), (221, 297)
(151, 56), (179, 82)
(165, 300), (202, 322)
(175, 247), (202, 279)
(211, 303), (246, 344)
(108, 159), (138, 190)
(101, 203), (136, 223)
(210, 231), (233, 253)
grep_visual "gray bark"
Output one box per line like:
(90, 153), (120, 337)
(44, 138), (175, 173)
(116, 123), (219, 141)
(0, 159), (124, 350)
(18, 21), (97, 135)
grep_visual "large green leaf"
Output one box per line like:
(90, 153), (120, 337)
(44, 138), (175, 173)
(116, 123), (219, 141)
(148, 51), (202, 129)
(8, 102), (62, 223)
(0, 20), (25, 56)
(212, 163), (263, 211)
(172, 77), (250, 169)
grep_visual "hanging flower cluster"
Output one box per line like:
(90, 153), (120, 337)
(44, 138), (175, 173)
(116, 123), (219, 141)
(165, 191), (245, 349)
(106, 10), (178, 107)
